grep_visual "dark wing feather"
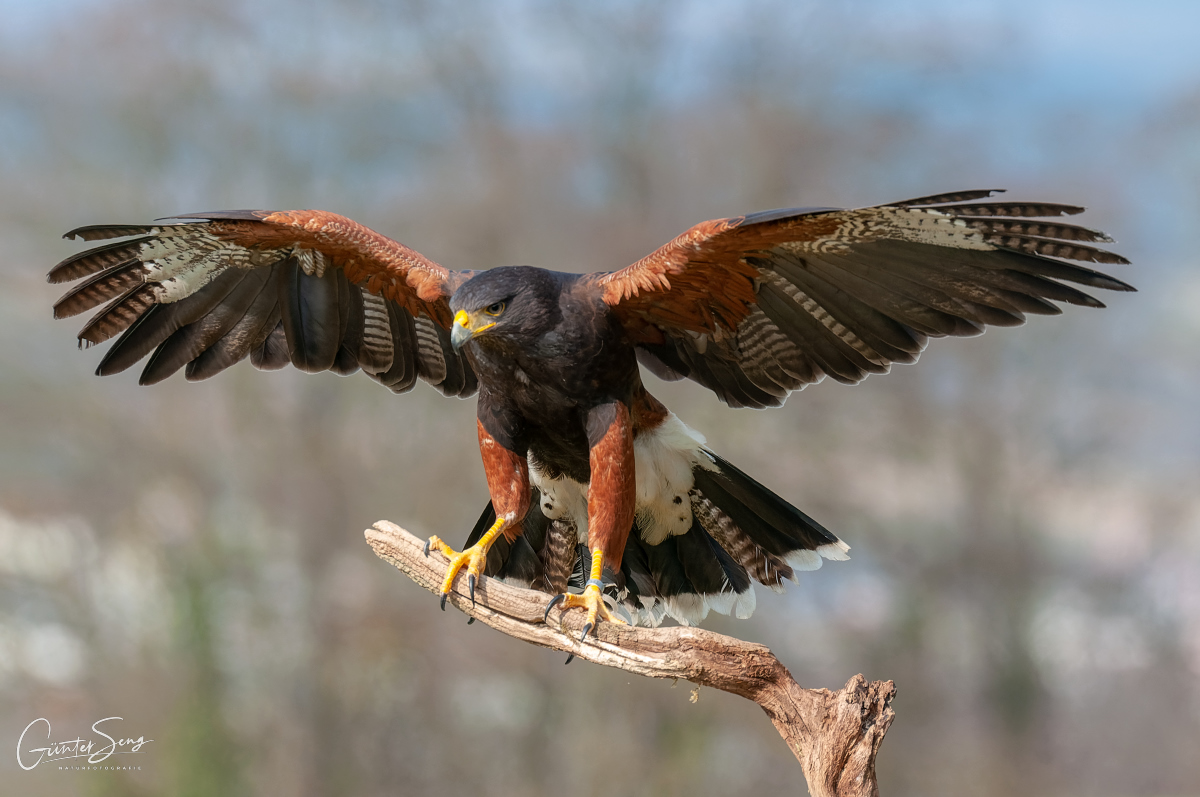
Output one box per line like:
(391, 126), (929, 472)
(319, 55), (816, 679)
(141, 266), (277, 385)
(97, 268), (249, 376)
(251, 322), (290, 371)
(52, 210), (478, 397)
(184, 275), (282, 382)
(594, 190), (1133, 408)
(279, 257), (347, 373)
(332, 279), (366, 377)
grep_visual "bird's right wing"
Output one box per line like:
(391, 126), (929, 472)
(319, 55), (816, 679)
(50, 209), (477, 396)
(593, 190), (1134, 408)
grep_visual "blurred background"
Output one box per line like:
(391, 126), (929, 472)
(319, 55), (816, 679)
(2, 0), (1198, 794)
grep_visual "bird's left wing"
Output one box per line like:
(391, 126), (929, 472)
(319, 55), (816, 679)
(592, 190), (1134, 408)
(50, 209), (477, 396)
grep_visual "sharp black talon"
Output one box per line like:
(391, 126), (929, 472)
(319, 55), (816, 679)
(544, 594), (565, 623)
(468, 574), (476, 604)
(580, 622), (593, 642)
(440, 593), (448, 611)
(467, 617), (475, 625)
(423, 539), (431, 557)
(564, 652), (575, 665)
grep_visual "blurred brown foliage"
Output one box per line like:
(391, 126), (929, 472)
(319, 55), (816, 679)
(2, 1), (1199, 796)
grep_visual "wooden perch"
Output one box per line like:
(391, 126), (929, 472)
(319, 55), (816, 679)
(366, 520), (896, 797)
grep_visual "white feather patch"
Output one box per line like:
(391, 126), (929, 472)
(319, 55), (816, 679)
(702, 591), (736, 617)
(784, 539), (852, 574)
(631, 598), (668, 628)
(633, 414), (715, 545)
(818, 540), (851, 561)
(785, 549), (823, 572)
(631, 585), (757, 627)
(658, 587), (755, 626)
(663, 593), (710, 626)
(732, 588), (757, 619)
(527, 462), (589, 543)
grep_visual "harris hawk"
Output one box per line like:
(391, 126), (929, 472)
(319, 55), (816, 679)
(49, 189), (1133, 639)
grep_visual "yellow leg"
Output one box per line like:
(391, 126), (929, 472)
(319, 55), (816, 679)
(545, 549), (627, 648)
(424, 517), (506, 609)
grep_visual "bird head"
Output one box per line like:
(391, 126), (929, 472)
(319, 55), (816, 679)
(448, 266), (563, 351)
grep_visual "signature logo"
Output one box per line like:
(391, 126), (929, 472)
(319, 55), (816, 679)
(17, 717), (152, 770)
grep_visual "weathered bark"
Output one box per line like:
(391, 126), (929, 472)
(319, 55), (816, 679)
(366, 520), (896, 797)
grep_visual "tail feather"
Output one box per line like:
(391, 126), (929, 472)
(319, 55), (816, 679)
(693, 453), (840, 553)
(691, 492), (794, 592)
(541, 525), (580, 595)
(679, 521), (752, 596)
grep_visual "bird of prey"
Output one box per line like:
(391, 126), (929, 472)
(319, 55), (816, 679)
(49, 189), (1132, 639)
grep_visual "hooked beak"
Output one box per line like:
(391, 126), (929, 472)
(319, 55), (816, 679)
(451, 309), (496, 350)
(450, 311), (472, 350)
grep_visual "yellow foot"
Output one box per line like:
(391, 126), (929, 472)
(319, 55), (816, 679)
(544, 549), (626, 663)
(423, 517), (506, 610)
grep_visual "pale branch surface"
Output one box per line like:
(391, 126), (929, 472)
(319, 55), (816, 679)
(366, 520), (896, 797)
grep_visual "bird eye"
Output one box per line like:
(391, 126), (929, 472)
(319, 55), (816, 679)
(484, 301), (505, 316)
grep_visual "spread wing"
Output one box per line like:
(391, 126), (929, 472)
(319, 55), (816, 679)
(594, 190), (1134, 408)
(49, 209), (477, 397)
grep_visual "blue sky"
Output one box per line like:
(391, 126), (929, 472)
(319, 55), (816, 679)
(4, 0), (1199, 106)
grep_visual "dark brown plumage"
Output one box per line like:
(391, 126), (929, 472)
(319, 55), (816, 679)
(51, 190), (1133, 629)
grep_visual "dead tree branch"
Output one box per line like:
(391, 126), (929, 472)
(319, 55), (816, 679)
(366, 520), (895, 797)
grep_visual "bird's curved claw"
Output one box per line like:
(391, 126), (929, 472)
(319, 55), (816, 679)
(544, 593), (565, 623)
(547, 581), (625, 666)
(422, 539), (431, 557)
(424, 519), (506, 613)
